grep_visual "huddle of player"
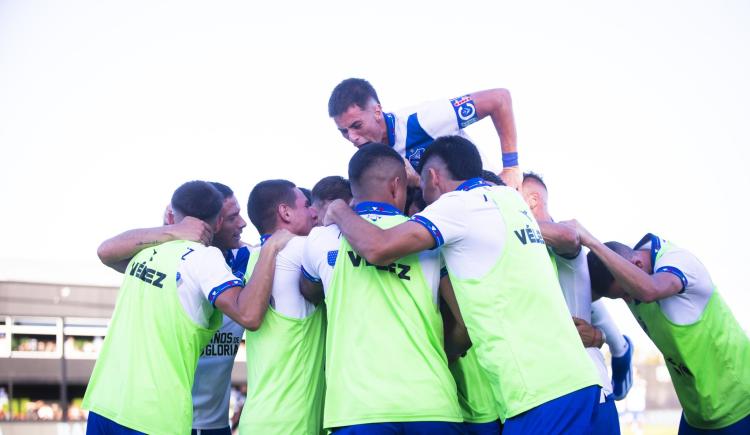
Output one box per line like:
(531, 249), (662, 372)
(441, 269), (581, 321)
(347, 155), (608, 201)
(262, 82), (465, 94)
(83, 79), (750, 435)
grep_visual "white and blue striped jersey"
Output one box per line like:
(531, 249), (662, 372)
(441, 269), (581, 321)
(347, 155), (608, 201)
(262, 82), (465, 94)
(385, 95), (481, 170)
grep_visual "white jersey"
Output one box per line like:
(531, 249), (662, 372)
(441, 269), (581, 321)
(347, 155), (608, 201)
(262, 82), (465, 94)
(553, 251), (612, 397)
(412, 180), (508, 281)
(192, 246), (250, 430)
(267, 236), (316, 319)
(633, 233), (713, 325)
(386, 95), (496, 172)
(176, 245), (242, 328)
(302, 202), (442, 305)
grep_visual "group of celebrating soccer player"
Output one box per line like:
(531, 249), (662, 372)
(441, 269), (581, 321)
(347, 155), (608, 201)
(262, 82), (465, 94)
(82, 79), (750, 435)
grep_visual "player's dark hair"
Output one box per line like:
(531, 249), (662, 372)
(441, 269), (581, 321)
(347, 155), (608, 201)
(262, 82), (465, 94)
(209, 181), (234, 199)
(587, 241), (635, 296)
(247, 179), (298, 235)
(523, 171), (547, 190)
(405, 186), (427, 215)
(328, 78), (380, 117)
(348, 143), (404, 189)
(312, 175), (352, 204)
(419, 135), (482, 181)
(171, 180), (224, 223)
(481, 170), (505, 186)
(299, 187), (313, 204)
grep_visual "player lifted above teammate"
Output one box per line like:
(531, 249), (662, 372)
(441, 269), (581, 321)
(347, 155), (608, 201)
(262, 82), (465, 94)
(328, 78), (522, 190)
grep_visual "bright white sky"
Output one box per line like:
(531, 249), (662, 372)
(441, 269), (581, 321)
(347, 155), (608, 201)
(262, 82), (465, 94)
(1, 1), (749, 349)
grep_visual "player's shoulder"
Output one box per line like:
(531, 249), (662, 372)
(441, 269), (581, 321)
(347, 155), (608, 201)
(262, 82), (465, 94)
(278, 235), (307, 265)
(307, 225), (341, 245)
(181, 244), (226, 269)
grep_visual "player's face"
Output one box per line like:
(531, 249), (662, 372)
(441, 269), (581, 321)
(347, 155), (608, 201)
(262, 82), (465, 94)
(213, 196), (246, 250)
(605, 281), (632, 302)
(289, 188), (317, 236)
(334, 104), (385, 147)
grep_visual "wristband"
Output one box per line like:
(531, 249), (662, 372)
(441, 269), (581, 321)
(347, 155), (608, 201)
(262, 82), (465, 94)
(502, 152), (519, 167)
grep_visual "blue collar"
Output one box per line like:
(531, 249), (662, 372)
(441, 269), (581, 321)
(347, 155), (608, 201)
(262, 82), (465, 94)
(224, 249), (234, 265)
(633, 233), (661, 269)
(384, 112), (396, 147)
(455, 177), (490, 191)
(355, 201), (403, 216)
(260, 233), (272, 246)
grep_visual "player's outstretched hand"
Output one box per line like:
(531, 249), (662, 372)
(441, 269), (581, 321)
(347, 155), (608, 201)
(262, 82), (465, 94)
(573, 317), (604, 348)
(168, 216), (213, 246)
(499, 166), (522, 191)
(323, 199), (348, 226)
(560, 219), (598, 248)
(266, 228), (295, 252)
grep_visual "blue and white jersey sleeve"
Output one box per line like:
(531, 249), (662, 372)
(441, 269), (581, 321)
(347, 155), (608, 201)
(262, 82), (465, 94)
(178, 245), (243, 328)
(301, 225), (342, 295)
(413, 187), (506, 280)
(652, 241), (714, 325)
(412, 191), (469, 248)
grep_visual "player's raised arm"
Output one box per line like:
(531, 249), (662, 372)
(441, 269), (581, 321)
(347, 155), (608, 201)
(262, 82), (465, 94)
(470, 88), (520, 190)
(214, 229), (294, 330)
(97, 216), (213, 273)
(569, 220), (684, 303)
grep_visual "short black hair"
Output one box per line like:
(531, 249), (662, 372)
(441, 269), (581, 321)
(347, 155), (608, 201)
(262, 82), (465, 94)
(312, 176), (352, 204)
(299, 187), (313, 204)
(209, 181), (234, 200)
(419, 135), (482, 181)
(522, 171), (547, 190)
(247, 179), (298, 235)
(328, 78), (380, 117)
(481, 170), (505, 186)
(405, 186), (427, 214)
(171, 180), (224, 223)
(348, 143), (405, 189)
(587, 241), (634, 296)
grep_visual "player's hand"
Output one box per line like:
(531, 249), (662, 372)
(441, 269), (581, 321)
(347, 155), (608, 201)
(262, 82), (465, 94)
(265, 229), (294, 252)
(560, 219), (597, 247)
(573, 317), (604, 348)
(323, 199), (348, 226)
(499, 166), (522, 191)
(167, 216), (213, 245)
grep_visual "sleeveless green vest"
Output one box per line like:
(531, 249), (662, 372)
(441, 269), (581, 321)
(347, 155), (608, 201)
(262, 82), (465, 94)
(83, 240), (222, 434)
(447, 188), (600, 421)
(238, 250), (326, 435)
(630, 242), (750, 429)
(449, 347), (499, 423)
(324, 213), (463, 428)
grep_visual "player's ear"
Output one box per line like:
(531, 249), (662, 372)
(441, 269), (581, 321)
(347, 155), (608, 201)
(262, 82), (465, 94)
(213, 214), (225, 233)
(631, 256), (647, 272)
(278, 203), (292, 224)
(165, 205), (176, 225)
(373, 102), (382, 120)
